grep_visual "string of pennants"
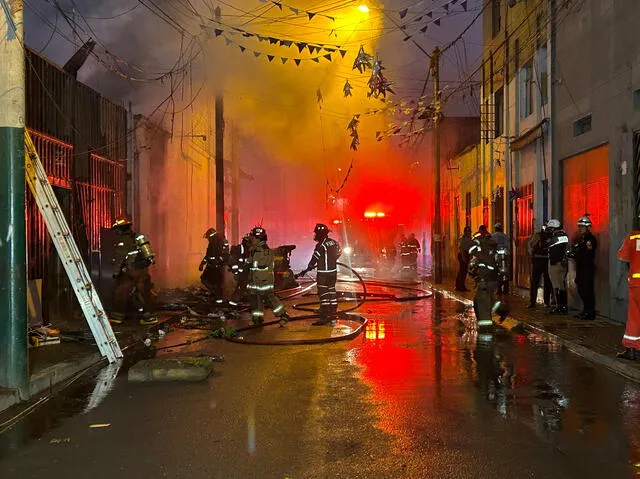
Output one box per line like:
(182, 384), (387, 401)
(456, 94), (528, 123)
(204, 25), (348, 65)
(256, 0), (337, 21)
(396, 0), (469, 39)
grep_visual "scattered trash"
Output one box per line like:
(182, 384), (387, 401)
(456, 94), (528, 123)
(50, 437), (71, 444)
(158, 329), (166, 337)
(209, 327), (237, 338)
(203, 355), (225, 362)
(144, 338), (152, 347)
(89, 423), (111, 428)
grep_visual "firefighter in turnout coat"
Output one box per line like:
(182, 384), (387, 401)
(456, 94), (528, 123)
(297, 223), (342, 326)
(246, 227), (290, 327)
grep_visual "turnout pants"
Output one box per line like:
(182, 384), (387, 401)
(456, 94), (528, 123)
(575, 265), (596, 316)
(623, 284), (640, 349)
(201, 265), (224, 299)
(530, 258), (552, 305)
(112, 267), (155, 320)
(474, 279), (497, 328)
(317, 271), (338, 319)
(455, 253), (469, 290)
(249, 291), (286, 324)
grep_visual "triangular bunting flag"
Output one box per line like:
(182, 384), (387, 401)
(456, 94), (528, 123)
(444, 3), (449, 11)
(272, 1), (282, 10)
(461, 1), (467, 11)
(415, 16), (423, 22)
(420, 25), (428, 32)
(294, 58), (301, 66)
(434, 18), (441, 26)
(214, 29), (223, 37)
(289, 7), (299, 14)
(311, 57), (320, 63)
(339, 50), (347, 58)
(403, 35), (413, 41)
(327, 16), (335, 21)
(232, 27), (243, 32)
(242, 33), (253, 37)
(399, 8), (408, 19)
(281, 57), (288, 64)
(296, 42), (307, 53)
(307, 12), (316, 20)
(281, 40), (292, 47)
(325, 47), (336, 52)
(256, 34), (266, 42)
(267, 55), (275, 62)
(323, 53), (332, 61)
(426, 11), (433, 18)
(253, 51), (261, 57)
(269, 37), (278, 44)
(239, 45), (246, 52)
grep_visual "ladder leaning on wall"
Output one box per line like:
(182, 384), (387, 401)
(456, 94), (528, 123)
(24, 131), (123, 363)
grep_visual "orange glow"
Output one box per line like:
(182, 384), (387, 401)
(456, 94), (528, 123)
(365, 320), (385, 340)
(376, 212), (385, 217)
(364, 211), (377, 218)
(358, 5), (370, 13)
(332, 219), (342, 225)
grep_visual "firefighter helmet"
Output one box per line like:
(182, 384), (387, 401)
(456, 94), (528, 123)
(547, 219), (561, 229)
(577, 215), (592, 227)
(313, 223), (330, 241)
(112, 216), (132, 229)
(494, 223), (503, 232)
(203, 227), (217, 239)
(250, 226), (267, 242)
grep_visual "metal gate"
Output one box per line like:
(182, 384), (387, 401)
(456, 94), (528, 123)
(25, 130), (73, 279)
(514, 183), (534, 288)
(77, 153), (126, 253)
(635, 133), (640, 225)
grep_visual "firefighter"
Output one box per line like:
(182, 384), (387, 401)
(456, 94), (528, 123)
(246, 227), (290, 327)
(228, 235), (250, 301)
(199, 227), (228, 302)
(570, 215), (598, 320)
(297, 223), (341, 326)
(617, 226), (640, 360)
(110, 217), (157, 325)
(527, 222), (552, 309)
(492, 223), (510, 295)
(468, 226), (507, 331)
(455, 226), (473, 292)
(400, 233), (420, 279)
(546, 219), (569, 314)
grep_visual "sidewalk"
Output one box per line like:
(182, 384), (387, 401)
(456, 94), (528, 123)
(429, 279), (640, 382)
(0, 312), (175, 415)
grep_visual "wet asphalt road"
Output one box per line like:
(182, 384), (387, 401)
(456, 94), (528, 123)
(1, 287), (640, 478)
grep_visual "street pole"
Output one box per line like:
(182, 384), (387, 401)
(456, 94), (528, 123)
(0, 0), (28, 395)
(431, 47), (443, 284)
(504, 5), (512, 240)
(215, 94), (225, 235)
(231, 123), (239, 245)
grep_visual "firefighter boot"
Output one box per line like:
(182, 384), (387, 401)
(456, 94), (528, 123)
(278, 313), (290, 328)
(140, 313), (159, 326)
(617, 348), (638, 360)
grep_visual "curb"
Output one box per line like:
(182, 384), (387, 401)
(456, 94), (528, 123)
(428, 283), (640, 383)
(0, 315), (175, 416)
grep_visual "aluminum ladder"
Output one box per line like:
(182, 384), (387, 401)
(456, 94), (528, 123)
(24, 131), (123, 363)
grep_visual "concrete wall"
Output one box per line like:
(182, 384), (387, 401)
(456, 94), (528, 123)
(554, 0), (640, 321)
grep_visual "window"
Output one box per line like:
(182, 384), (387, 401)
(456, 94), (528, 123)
(538, 47), (548, 106)
(494, 87), (504, 137)
(492, 0), (501, 38)
(519, 61), (534, 118)
(573, 114), (592, 137)
(465, 192), (472, 228)
(482, 198), (489, 227)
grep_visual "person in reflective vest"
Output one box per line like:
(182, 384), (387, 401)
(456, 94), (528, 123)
(297, 223), (341, 326)
(246, 227), (289, 327)
(570, 215), (598, 320)
(616, 229), (640, 360)
(110, 217), (157, 325)
(527, 222), (552, 309)
(491, 223), (510, 295)
(199, 228), (228, 303)
(400, 233), (421, 279)
(228, 235), (250, 302)
(546, 219), (569, 315)
(468, 227), (506, 331)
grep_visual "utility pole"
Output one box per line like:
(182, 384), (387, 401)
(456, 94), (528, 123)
(431, 47), (443, 284)
(504, 4), (512, 240)
(231, 124), (239, 244)
(0, 0), (28, 395)
(214, 7), (225, 234)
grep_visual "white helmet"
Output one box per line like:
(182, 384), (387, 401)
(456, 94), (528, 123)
(547, 219), (561, 229)
(577, 215), (592, 227)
